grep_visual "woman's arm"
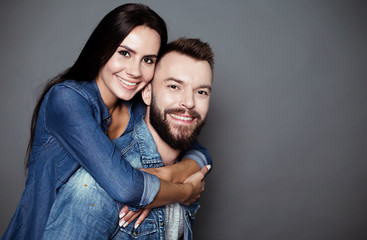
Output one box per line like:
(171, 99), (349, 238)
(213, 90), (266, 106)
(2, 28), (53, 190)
(43, 85), (153, 209)
(142, 158), (200, 183)
(119, 165), (210, 228)
(148, 165), (209, 207)
(142, 141), (212, 183)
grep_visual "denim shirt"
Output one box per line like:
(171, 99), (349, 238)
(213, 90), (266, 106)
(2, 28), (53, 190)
(3, 80), (211, 240)
(42, 117), (202, 240)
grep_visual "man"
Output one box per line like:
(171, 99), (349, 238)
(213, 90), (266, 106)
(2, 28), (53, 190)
(42, 38), (215, 240)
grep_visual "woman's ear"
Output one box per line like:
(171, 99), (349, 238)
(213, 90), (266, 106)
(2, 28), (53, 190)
(141, 83), (152, 106)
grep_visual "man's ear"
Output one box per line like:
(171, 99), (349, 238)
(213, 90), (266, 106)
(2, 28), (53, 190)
(141, 83), (152, 106)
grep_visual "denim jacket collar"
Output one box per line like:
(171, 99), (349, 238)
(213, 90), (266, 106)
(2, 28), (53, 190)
(91, 80), (110, 122)
(133, 118), (165, 167)
(92, 79), (137, 134)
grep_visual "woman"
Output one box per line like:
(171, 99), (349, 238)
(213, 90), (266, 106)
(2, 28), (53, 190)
(3, 4), (211, 240)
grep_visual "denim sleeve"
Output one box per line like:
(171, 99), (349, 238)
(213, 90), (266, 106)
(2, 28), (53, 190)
(44, 85), (159, 209)
(182, 140), (213, 168)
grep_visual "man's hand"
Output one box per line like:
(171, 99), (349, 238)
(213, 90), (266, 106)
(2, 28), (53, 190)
(180, 165), (211, 205)
(118, 205), (151, 229)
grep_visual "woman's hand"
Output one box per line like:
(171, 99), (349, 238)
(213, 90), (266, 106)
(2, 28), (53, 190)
(119, 165), (211, 228)
(118, 205), (151, 229)
(180, 165), (211, 205)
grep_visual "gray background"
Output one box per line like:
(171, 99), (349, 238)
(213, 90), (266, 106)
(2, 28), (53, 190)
(1, 0), (367, 239)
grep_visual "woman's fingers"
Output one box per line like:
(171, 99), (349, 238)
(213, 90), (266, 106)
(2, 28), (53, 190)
(119, 206), (143, 228)
(119, 205), (129, 218)
(118, 206), (152, 229)
(133, 208), (151, 229)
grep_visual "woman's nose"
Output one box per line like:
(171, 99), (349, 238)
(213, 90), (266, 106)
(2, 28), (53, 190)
(126, 60), (142, 78)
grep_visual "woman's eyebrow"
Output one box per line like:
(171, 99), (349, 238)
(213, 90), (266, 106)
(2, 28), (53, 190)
(119, 45), (158, 58)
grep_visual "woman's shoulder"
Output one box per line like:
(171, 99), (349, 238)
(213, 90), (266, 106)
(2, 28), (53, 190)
(50, 80), (99, 102)
(43, 80), (101, 119)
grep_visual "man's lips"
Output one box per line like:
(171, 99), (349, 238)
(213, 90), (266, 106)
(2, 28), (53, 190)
(166, 108), (201, 122)
(169, 113), (194, 122)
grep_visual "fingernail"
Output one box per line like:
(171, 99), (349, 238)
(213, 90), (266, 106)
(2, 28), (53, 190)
(119, 220), (125, 227)
(123, 221), (129, 228)
(134, 223), (139, 229)
(119, 212), (126, 218)
(207, 165), (211, 170)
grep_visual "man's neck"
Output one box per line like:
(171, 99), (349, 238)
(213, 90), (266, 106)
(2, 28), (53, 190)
(144, 115), (181, 166)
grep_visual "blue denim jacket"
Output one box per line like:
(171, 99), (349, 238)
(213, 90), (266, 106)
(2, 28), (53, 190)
(3, 80), (211, 240)
(43, 117), (202, 240)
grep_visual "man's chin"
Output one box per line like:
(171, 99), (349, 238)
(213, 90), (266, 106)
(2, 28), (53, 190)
(169, 129), (194, 141)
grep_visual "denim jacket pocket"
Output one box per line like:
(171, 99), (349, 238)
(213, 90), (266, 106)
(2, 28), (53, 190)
(116, 218), (157, 239)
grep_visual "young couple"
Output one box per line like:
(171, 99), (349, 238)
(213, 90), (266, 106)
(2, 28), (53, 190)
(3, 3), (214, 240)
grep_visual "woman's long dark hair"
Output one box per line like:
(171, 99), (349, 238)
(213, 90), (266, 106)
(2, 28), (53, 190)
(25, 3), (167, 167)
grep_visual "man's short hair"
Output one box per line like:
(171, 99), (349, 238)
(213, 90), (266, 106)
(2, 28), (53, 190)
(158, 38), (215, 72)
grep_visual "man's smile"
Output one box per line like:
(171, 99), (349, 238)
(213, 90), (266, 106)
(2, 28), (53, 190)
(169, 113), (194, 122)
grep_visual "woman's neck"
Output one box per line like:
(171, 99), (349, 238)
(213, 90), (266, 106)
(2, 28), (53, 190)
(107, 103), (130, 140)
(95, 77), (118, 113)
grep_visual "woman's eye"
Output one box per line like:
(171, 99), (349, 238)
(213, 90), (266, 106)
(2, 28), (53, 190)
(143, 58), (154, 64)
(119, 51), (130, 57)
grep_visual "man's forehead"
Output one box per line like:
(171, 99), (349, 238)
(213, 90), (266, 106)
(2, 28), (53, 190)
(154, 51), (212, 85)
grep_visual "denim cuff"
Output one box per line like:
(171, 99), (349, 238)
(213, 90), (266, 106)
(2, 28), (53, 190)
(182, 150), (207, 169)
(139, 171), (160, 208)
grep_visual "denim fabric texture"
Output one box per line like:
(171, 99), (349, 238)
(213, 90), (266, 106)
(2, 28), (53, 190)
(2, 80), (160, 240)
(43, 117), (203, 240)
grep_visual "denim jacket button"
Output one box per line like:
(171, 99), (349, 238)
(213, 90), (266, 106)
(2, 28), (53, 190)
(133, 231), (138, 237)
(160, 221), (164, 227)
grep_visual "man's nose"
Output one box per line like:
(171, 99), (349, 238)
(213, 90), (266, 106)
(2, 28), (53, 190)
(180, 91), (195, 109)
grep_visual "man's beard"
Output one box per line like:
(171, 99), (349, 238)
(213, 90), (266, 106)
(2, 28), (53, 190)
(149, 96), (206, 150)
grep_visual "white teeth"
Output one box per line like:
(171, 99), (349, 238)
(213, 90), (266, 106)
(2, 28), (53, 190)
(170, 114), (193, 121)
(117, 76), (137, 86)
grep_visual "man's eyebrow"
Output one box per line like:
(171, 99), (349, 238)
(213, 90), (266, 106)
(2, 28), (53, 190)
(119, 45), (158, 58)
(199, 85), (212, 92)
(164, 78), (212, 91)
(164, 78), (184, 84)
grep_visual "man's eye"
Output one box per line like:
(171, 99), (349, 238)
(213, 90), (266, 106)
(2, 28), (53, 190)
(143, 58), (154, 64)
(119, 51), (130, 57)
(198, 90), (208, 95)
(169, 85), (179, 90)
